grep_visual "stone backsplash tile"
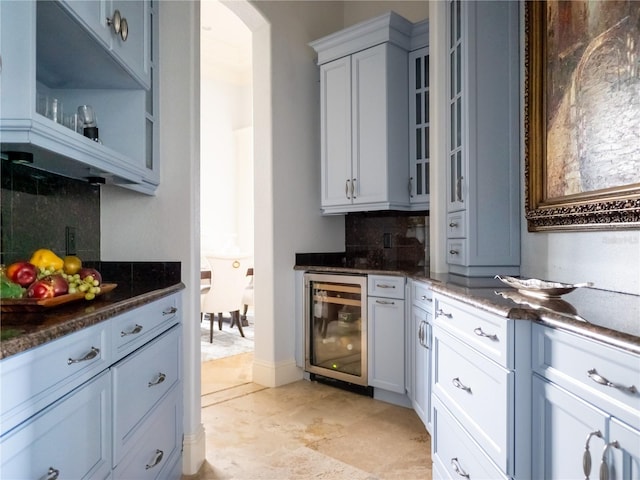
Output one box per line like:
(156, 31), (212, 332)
(345, 211), (429, 270)
(1, 161), (100, 264)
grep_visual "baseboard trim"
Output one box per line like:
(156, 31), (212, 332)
(181, 423), (206, 476)
(252, 357), (303, 387)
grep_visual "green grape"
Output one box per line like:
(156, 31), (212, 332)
(84, 292), (95, 301)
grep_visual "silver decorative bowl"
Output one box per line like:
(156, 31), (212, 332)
(495, 275), (593, 299)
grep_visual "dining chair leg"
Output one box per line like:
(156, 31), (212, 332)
(209, 314), (214, 343)
(230, 310), (245, 337)
(218, 313), (223, 330)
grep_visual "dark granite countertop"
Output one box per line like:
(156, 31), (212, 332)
(0, 262), (183, 359)
(295, 256), (640, 355)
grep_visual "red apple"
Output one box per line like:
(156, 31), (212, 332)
(26, 279), (55, 299)
(79, 268), (102, 285)
(27, 275), (68, 299)
(6, 262), (38, 287)
(43, 274), (69, 296)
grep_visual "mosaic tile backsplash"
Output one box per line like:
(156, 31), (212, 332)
(1, 161), (101, 265)
(345, 211), (429, 271)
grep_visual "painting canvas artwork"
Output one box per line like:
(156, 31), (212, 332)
(525, 1), (640, 231)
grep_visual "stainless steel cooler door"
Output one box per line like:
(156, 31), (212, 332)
(304, 273), (368, 386)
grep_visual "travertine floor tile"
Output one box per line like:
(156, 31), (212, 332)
(186, 354), (432, 479)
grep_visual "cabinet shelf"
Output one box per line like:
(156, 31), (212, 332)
(313, 295), (361, 307)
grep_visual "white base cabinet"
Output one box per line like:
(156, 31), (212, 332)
(431, 292), (531, 479)
(0, 371), (112, 480)
(368, 275), (406, 394)
(408, 280), (433, 432)
(532, 324), (640, 480)
(0, 292), (183, 479)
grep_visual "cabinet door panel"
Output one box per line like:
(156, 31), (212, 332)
(320, 57), (352, 207)
(532, 375), (608, 480)
(352, 44), (388, 205)
(0, 371), (111, 480)
(432, 396), (508, 480)
(111, 0), (150, 88)
(609, 417), (640, 480)
(368, 297), (405, 393)
(60, 0), (111, 47)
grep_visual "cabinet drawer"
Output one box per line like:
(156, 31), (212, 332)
(434, 295), (512, 368)
(446, 239), (466, 265)
(410, 280), (433, 310)
(113, 388), (182, 479)
(1, 321), (110, 434)
(112, 292), (180, 360)
(532, 324), (640, 428)
(446, 211), (466, 238)
(368, 275), (405, 299)
(433, 325), (512, 470)
(112, 324), (181, 463)
(432, 395), (508, 480)
(0, 371), (112, 480)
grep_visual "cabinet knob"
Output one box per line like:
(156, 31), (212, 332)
(450, 458), (470, 479)
(163, 306), (178, 316)
(46, 467), (60, 480)
(599, 441), (620, 480)
(107, 10), (122, 34)
(473, 327), (498, 341)
(583, 430), (603, 478)
(145, 449), (164, 470)
(67, 346), (100, 365)
(148, 372), (167, 387)
(107, 10), (129, 42)
(587, 368), (638, 394)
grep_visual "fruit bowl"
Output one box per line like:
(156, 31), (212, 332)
(495, 275), (592, 299)
(0, 283), (117, 312)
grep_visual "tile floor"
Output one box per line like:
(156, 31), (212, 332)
(186, 350), (433, 480)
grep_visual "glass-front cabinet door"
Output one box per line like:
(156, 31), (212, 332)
(304, 273), (367, 386)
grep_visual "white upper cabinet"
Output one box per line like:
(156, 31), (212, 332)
(444, 0), (520, 276)
(0, 0), (158, 194)
(311, 12), (414, 214)
(408, 19), (430, 210)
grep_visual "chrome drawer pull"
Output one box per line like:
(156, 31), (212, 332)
(587, 369), (638, 394)
(583, 430), (603, 478)
(46, 467), (60, 480)
(473, 327), (498, 341)
(436, 309), (452, 318)
(68, 347), (100, 365)
(599, 441), (620, 480)
(163, 306), (178, 315)
(121, 324), (143, 337)
(145, 449), (164, 470)
(376, 284), (396, 289)
(148, 372), (166, 387)
(450, 458), (470, 479)
(449, 222), (458, 228)
(449, 249), (459, 255)
(375, 299), (395, 305)
(345, 179), (350, 199)
(452, 377), (472, 393)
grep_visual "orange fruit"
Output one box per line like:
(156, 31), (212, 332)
(63, 255), (83, 275)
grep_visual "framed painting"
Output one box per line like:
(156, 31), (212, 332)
(525, 1), (640, 231)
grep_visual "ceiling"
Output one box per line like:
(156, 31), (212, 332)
(200, 0), (252, 84)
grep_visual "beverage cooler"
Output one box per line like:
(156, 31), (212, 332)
(304, 273), (368, 387)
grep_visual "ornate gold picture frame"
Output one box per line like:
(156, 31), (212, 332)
(525, 1), (640, 231)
